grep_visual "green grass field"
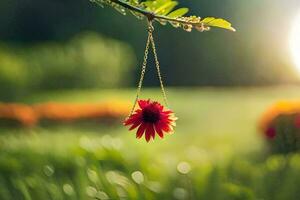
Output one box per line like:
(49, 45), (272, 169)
(1, 86), (300, 200)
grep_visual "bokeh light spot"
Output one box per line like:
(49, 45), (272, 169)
(177, 161), (191, 174)
(131, 171), (144, 184)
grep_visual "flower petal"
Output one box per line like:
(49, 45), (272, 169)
(129, 119), (142, 130)
(155, 123), (164, 138)
(160, 123), (172, 132)
(162, 110), (173, 115)
(149, 124), (155, 139)
(145, 124), (152, 142)
(138, 100), (150, 109)
(124, 113), (142, 125)
(136, 123), (146, 139)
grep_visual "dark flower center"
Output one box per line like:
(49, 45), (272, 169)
(142, 105), (161, 123)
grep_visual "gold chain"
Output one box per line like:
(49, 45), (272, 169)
(127, 25), (151, 118)
(126, 20), (169, 119)
(149, 27), (169, 107)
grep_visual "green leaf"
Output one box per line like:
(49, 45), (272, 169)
(201, 17), (236, 31)
(154, 1), (178, 15)
(167, 8), (189, 18)
(90, 0), (236, 32)
(143, 0), (166, 11)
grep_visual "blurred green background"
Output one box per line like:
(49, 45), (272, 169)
(1, 0), (300, 199)
(1, 0), (300, 101)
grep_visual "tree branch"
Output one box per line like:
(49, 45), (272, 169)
(95, 0), (235, 32)
(110, 0), (155, 20)
(110, 0), (203, 26)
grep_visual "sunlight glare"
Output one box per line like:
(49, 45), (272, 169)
(290, 11), (300, 74)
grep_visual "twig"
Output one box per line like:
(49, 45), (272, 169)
(109, 0), (204, 26)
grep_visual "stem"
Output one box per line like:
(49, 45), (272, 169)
(110, 0), (155, 20)
(109, 0), (203, 26)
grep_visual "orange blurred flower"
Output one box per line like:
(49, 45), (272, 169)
(0, 101), (130, 127)
(259, 100), (300, 138)
(0, 103), (38, 126)
(33, 101), (130, 121)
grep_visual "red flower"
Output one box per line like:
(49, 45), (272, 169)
(124, 99), (177, 142)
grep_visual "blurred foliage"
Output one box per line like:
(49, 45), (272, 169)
(90, 0), (235, 32)
(259, 101), (300, 154)
(1, 133), (300, 200)
(0, 49), (29, 101)
(0, 32), (136, 101)
(0, 0), (300, 87)
(1, 87), (300, 199)
(267, 114), (300, 154)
